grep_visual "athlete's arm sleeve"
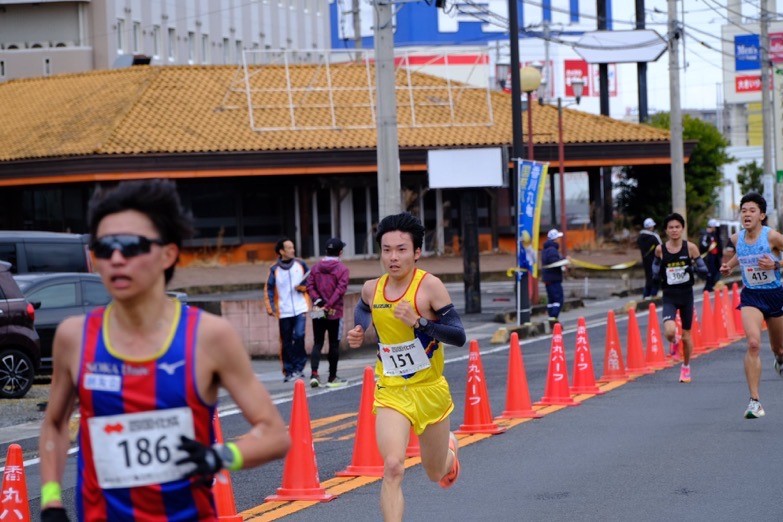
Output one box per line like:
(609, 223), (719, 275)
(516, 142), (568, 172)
(693, 257), (709, 279)
(420, 304), (466, 347)
(354, 299), (372, 330)
(651, 256), (662, 281)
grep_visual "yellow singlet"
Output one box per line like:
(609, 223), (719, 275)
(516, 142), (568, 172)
(372, 268), (445, 388)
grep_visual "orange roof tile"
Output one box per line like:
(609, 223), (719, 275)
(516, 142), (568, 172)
(0, 65), (669, 162)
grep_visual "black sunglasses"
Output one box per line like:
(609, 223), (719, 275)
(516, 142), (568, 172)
(90, 234), (165, 260)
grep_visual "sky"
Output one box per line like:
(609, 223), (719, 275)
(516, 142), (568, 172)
(611, 0), (779, 113)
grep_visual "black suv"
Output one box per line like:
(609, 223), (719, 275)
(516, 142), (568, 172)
(0, 231), (92, 274)
(0, 261), (40, 398)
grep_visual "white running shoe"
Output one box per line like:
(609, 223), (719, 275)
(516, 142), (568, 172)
(745, 399), (766, 419)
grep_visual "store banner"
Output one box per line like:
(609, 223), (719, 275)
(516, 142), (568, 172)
(735, 34), (760, 71)
(517, 160), (548, 279)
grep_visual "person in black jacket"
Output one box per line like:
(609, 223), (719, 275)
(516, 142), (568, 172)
(541, 229), (567, 328)
(699, 219), (723, 292)
(637, 218), (662, 299)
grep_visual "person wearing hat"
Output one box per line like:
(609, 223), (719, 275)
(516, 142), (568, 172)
(699, 218), (723, 292)
(306, 237), (350, 387)
(541, 228), (568, 327)
(637, 218), (662, 299)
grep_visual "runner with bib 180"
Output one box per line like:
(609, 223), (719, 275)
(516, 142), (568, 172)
(652, 212), (709, 385)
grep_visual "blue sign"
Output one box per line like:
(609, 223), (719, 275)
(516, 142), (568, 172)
(735, 34), (760, 71)
(517, 160), (548, 279)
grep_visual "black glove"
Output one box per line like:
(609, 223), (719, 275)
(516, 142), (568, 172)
(313, 298), (324, 307)
(175, 435), (223, 481)
(41, 507), (70, 522)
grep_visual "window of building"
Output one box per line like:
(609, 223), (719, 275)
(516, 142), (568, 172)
(168, 27), (176, 61)
(117, 19), (126, 53)
(235, 40), (243, 63)
(201, 34), (210, 64)
(133, 22), (142, 53)
(152, 26), (161, 58)
(187, 31), (195, 63)
(222, 37), (230, 63)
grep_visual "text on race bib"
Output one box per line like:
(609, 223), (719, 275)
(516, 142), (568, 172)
(378, 338), (431, 377)
(666, 266), (690, 285)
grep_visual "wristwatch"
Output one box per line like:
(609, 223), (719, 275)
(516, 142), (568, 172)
(414, 317), (429, 330)
(213, 444), (235, 470)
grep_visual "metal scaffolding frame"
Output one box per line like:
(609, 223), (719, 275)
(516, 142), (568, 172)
(220, 48), (494, 132)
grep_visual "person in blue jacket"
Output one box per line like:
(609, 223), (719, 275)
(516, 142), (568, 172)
(541, 229), (567, 328)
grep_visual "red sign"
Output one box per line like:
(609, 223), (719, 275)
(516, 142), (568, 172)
(564, 59), (590, 97)
(736, 74), (762, 92)
(770, 32), (783, 64)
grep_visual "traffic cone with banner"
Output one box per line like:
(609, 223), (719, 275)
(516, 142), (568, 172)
(700, 291), (718, 350)
(570, 316), (603, 394)
(599, 310), (628, 381)
(645, 303), (669, 368)
(212, 415), (242, 522)
(337, 366), (384, 477)
(732, 283), (744, 337)
(721, 286), (740, 341)
(536, 323), (578, 406)
(626, 308), (652, 375)
(265, 379), (335, 502)
(1, 444), (30, 522)
(497, 332), (542, 418)
(456, 340), (507, 434)
(713, 289), (730, 345)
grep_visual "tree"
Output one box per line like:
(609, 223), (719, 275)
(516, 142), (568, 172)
(615, 112), (733, 236)
(736, 160), (764, 195)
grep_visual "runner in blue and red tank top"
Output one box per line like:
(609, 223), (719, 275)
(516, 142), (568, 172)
(39, 179), (289, 521)
(721, 192), (783, 419)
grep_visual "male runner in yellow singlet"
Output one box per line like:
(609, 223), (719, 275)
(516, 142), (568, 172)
(347, 212), (466, 522)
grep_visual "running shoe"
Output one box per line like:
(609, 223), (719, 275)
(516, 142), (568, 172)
(310, 374), (321, 388)
(679, 365), (691, 383)
(439, 432), (461, 489)
(326, 377), (348, 388)
(774, 357), (783, 378)
(745, 399), (766, 419)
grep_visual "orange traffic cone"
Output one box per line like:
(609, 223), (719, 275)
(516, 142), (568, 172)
(1, 444), (30, 522)
(266, 379), (335, 502)
(691, 309), (705, 355)
(536, 323), (578, 406)
(626, 308), (652, 375)
(570, 317), (603, 394)
(732, 283), (745, 337)
(713, 289), (730, 345)
(645, 303), (670, 368)
(497, 332), (542, 418)
(456, 340), (507, 434)
(721, 287), (740, 341)
(337, 367), (384, 477)
(669, 311), (682, 360)
(700, 291), (718, 350)
(406, 426), (421, 458)
(599, 310), (628, 381)
(212, 415), (242, 522)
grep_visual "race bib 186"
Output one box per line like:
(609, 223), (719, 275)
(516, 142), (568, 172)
(87, 407), (195, 489)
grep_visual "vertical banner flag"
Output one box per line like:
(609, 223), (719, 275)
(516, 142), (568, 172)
(517, 160), (549, 279)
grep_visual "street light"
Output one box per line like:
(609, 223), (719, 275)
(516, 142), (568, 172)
(520, 66), (542, 161)
(557, 78), (585, 257)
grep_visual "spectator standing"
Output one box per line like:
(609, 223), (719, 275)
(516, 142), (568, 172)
(265, 238), (310, 382)
(700, 218), (723, 292)
(307, 237), (350, 388)
(637, 218), (662, 299)
(541, 229), (567, 327)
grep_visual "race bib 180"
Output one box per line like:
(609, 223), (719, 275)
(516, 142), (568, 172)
(87, 407), (195, 489)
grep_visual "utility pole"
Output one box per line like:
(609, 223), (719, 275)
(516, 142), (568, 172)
(353, 0), (362, 59)
(373, 0), (402, 218)
(509, 0), (531, 325)
(760, 0), (777, 225)
(635, 0), (649, 123)
(668, 0), (686, 221)
(596, 0), (610, 236)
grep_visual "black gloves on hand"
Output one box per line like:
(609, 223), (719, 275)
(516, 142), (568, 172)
(41, 507), (70, 522)
(176, 435), (223, 481)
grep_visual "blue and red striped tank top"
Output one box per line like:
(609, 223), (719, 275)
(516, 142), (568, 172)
(76, 300), (217, 521)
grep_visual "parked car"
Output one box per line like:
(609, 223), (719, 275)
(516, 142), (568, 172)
(0, 261), (40, 399)
(0, 231), (92, 274)
(13, 273), (188, 372)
